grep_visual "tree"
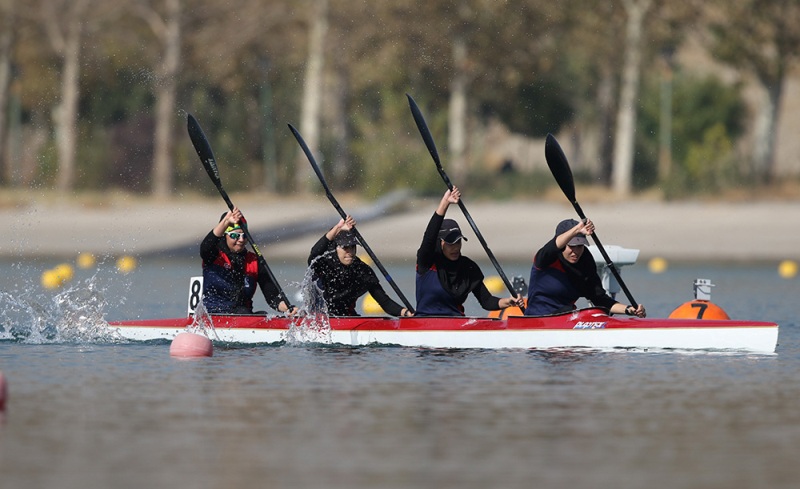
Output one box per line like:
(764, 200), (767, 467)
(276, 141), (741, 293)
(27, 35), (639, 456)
(611, 0), (652, 197)
(295, 0), (328, 193)
(0, 0), (14, 184)
(705, 0), (800, 182)
(40, 0), (92, 193)
(133, 0), (182, 199)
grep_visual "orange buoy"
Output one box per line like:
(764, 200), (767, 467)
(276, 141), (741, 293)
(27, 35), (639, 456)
(668, 300), (730, 320)
(669, 278), (730, 320)
(170, 332), (213, 358)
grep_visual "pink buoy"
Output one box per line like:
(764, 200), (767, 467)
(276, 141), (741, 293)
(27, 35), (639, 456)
(170, 332), (213, 358)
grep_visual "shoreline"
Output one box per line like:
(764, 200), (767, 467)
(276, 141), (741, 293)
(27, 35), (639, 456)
(3, 194), (800, 264)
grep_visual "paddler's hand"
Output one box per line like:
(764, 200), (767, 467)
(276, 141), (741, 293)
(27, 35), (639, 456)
(625, 304), (646, 318)
(278, 301), (299, 316)
(500, 295), (524, 309)
(400, 308), (414, 317)
(342, 215), (356, 231)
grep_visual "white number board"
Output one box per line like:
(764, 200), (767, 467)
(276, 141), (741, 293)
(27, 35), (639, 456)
(187, 276), (203, 316)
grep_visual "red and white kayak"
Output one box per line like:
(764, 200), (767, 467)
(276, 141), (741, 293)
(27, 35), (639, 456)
(108, 308), (779, 353)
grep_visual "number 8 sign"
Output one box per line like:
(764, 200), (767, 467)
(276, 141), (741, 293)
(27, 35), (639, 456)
(187, 276), (203, 316)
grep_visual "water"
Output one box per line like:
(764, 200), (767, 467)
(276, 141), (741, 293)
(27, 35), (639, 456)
(1, 257), (799, 489)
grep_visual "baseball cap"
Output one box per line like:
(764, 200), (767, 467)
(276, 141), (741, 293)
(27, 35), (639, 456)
(555, 218), (589, 246)
(439, 219), (468, 244)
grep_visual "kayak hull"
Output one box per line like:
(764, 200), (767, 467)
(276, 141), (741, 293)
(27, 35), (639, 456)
(107, 308), (779, 353)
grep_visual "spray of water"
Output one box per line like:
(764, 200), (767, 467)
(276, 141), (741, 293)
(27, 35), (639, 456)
(0, 274), (125, 344)
(284, 257), (332, 345)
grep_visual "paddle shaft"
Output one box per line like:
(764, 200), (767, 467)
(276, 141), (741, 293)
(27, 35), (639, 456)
(570, 201), (638, 307)
(288, 124), (415, 313)
(187, 114), (294, 310)
(407, 94), (518, 298)
(544, 133), (638, 308)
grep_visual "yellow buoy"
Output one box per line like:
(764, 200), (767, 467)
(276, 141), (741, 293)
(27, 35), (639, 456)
(53, 263), (74, 283)
(778, 260), (798, 279)
(361, 293), (383, 314)
(648, 257), (668, 274)
(76, 252), (96, 269)
(116, 255), (138, 274)
(41, 269), (61, 289)
(484, 275), (505, 295)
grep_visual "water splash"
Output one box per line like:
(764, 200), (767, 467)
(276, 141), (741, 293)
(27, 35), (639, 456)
(285, 258), (332, 345)
(187, 301), (219, 341)
(0, 274), (124, 344)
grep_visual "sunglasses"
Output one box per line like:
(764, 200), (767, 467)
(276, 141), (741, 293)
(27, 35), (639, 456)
(226, 231), (245, 241)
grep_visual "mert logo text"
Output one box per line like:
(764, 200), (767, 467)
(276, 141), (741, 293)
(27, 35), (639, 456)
(573, 321), (607, 330)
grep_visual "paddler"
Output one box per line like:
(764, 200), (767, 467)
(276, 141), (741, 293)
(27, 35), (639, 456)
(200, 207), (294, 315)
(415, 187), (523, 316)
(308, 215), (413, 317)
(524, 218), (646, 317)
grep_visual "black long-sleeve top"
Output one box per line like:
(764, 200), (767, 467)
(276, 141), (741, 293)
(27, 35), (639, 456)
(308, 235), (404, 316)
(415, 212), (500, 314)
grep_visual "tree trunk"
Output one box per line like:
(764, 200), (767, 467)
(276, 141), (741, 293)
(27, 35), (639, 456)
(0, 2), (12, 185)
(751, 79), (782, 183)
(151, 0), (181, 199)
(296, 0), (328, 193)
(329, 63), (350, 187)
(449, 36), (468, 184)
(611, 0), (651, 197)
(54, 10), (83, 193)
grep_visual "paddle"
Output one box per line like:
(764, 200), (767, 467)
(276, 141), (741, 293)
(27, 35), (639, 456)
(544, 133), (638, 307)
(288, 123), (415, 314)
(406, 93), (518, 298)
(187, 113), (294, 310)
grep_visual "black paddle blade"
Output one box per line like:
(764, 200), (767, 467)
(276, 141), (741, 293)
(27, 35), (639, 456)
(187, 114), (221, 186)
(544, 133), (576, 203)
(406, 94), (441, 166)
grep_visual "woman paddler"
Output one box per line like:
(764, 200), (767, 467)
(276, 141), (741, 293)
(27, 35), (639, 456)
(308, 215), (413, 317)
(415, 187), (523, 316)
(200, 207), (293, 315)
(524, 218), (646, 318)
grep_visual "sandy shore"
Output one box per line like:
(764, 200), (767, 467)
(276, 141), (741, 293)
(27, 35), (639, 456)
(3, 193), (799, 264)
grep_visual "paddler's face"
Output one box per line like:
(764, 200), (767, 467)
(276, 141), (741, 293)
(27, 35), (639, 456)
(337, 244), (356, 265)
(225, 230), (247, 253)
(441, 240), (462, 261)
(563, 243), (584, 263)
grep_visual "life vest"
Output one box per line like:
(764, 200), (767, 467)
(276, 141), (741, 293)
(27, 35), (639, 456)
(524, 258), (578, 316)
(415, 264), (465, 316)
(202, 251), (260, 313)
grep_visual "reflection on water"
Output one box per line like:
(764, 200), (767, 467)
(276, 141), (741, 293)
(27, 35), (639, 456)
(0, 258), (799, 488)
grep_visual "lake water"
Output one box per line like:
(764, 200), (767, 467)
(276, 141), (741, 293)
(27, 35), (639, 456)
(1, 257), (799, 489)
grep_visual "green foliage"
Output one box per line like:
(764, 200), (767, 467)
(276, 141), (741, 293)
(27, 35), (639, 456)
(350, 91), (442, 199)
(637, 72), (746, 194)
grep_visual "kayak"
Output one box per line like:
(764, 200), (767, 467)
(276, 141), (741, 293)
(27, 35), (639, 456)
(108, 308), (779, 353)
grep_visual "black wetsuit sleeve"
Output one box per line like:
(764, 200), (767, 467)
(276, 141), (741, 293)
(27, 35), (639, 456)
(533, 237), (561, 269)
(368, 282), (405, 316)
(200, 231), (220, 263)
(580, 255), (616, 310)
(309, 234), (333, 266)
(257, 264), (283, 310)
(417, 212), (444, 272)
(473, 280), (502, 311)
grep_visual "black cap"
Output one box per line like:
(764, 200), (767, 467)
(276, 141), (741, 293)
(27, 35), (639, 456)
(555, 218), (588, 246)
(438, 218), (468, 244)
(335, 230), (358, 247)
